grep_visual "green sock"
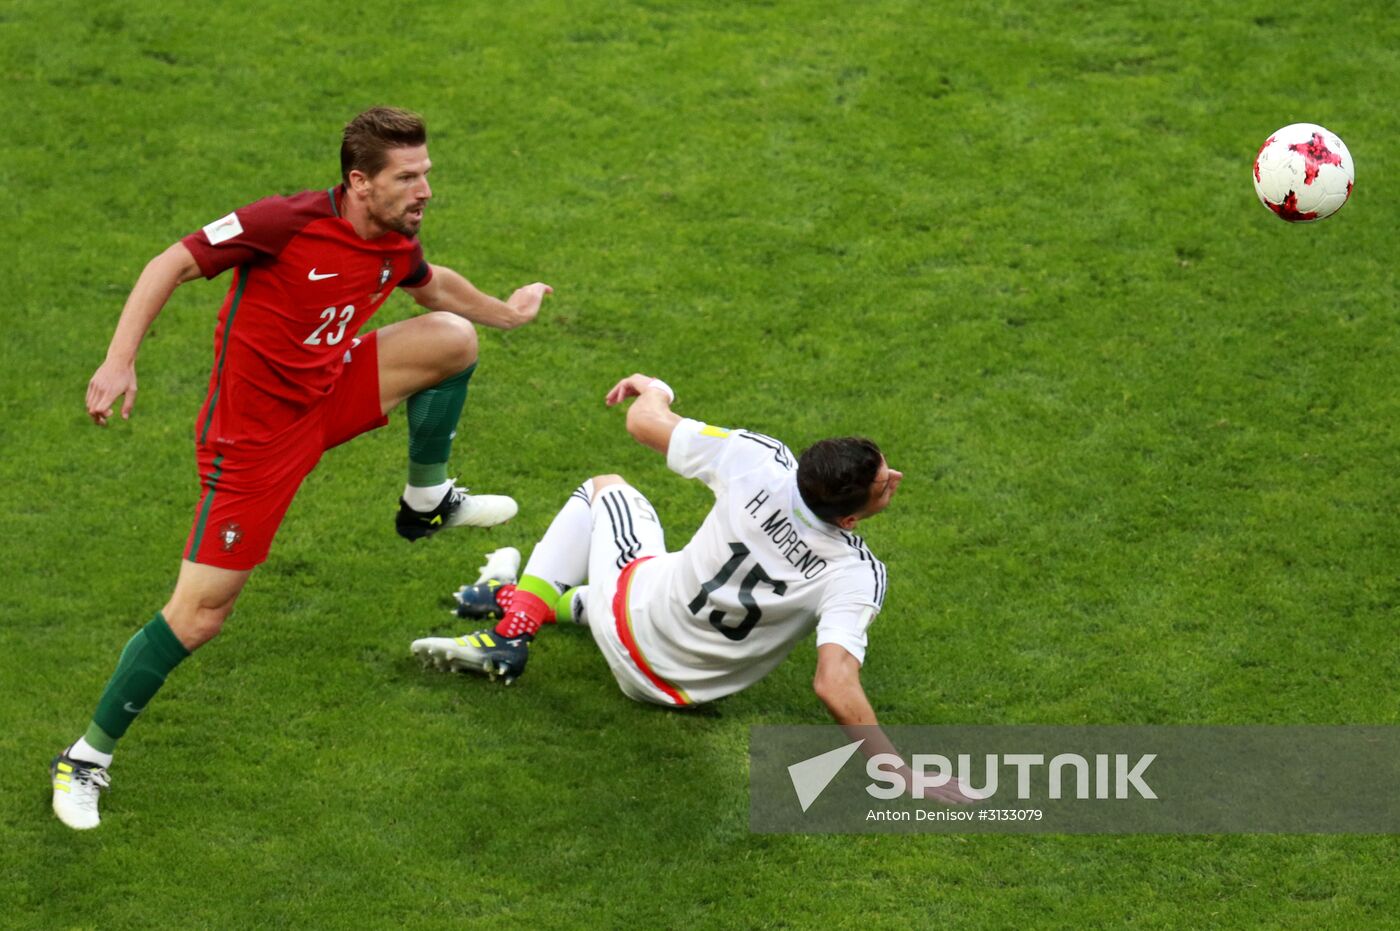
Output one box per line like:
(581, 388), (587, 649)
(502, 573), (559, 625)
(406, 363), (476, 487)
(555, 587), (584, 623)
(517, 574), (562, 604)
(85, 612), (191, 753)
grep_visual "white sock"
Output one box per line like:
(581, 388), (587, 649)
(403, 479), (454, 512)
(70, 737), (113, 768)
(520, 481), (595, 591)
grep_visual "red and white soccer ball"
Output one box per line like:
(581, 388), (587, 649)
(1253, 123), (1354, 222)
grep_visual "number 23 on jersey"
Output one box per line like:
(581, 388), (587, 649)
(304, 304), (355, 346)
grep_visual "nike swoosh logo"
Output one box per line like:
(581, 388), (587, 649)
(308, 269), (339, 281)
(124, 702), (145, 714)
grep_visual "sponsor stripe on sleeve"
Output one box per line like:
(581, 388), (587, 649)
(840, 530), (887, 607)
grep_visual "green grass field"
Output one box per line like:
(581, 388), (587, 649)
(3, 0), (1399, 926)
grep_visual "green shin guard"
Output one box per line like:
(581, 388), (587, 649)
(87, 612), (191, 752)
(407, 363), (476, 488)
(555, 587), (585, 624)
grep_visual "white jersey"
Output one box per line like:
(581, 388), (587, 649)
(619, 418), (888, 705)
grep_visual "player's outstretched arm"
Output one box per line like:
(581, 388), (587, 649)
(405, 264), (550, 330)
(605, 372), (681, 454)
(813, 643), (882, 726)
(813, 643), (977, 806)
(87, 241), (202, 426)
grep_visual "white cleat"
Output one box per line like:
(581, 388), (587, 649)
(445, 491), (519, 529)
(474, 547), (522, 585)
(411, 628), (531, 684)
(412, 636), (479, 674)
(50, 750), (110, 830)
(397, 484), (518, 541)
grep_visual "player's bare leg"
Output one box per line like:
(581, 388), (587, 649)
(51, 560), (250, 829)
(590, 474), (625, 497)
(375, 311), (477, 409)
(162, 560), (253, 650)
(375, 312), (517, 538)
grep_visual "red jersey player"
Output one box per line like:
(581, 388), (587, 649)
(50, 108), (552, 830)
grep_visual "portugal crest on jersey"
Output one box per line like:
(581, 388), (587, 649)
(218, 522), (244, 552)
(370, 257), (394, 302)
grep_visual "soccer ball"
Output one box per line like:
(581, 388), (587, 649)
(1252, 123), (1354, 222)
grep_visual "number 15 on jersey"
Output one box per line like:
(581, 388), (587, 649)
(688, 542), (787, 642)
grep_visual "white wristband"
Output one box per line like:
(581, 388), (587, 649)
(646, 378), (676, 404)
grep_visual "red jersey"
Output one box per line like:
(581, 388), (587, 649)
(181, 185), (432, 452)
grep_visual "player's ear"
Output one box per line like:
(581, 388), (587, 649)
(347, 168), (371, 194)
(834, 512), (860, 531)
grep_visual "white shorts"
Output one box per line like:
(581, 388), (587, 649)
(583, 483), (674, 704)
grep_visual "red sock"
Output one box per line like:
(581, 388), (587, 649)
(495, 589), (553, 639)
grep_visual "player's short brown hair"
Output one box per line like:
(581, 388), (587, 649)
(341, 107), (428, 184)
(796, 437), (885, 522)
